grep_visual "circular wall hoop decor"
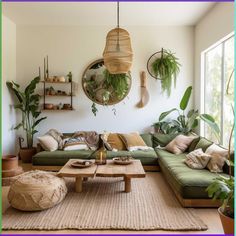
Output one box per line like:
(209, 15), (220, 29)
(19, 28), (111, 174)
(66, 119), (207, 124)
(82, 59), (131, 106)
(146, 49), (165, 80)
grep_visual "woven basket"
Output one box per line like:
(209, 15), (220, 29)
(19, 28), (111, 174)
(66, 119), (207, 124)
(103, 27), (133, 74)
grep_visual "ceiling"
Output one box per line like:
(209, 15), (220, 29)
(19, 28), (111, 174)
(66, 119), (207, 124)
(3, 2), (215, 26)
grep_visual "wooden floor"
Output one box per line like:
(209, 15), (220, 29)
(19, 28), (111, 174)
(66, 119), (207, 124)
(1, 163), (224, 234)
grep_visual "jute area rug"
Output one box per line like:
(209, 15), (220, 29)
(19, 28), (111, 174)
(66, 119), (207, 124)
(3, 173), (207, 231)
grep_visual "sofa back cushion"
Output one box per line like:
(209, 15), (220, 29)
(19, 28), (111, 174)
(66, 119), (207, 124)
(194, 137), (213, 152)
(152, 133), (178, 147)
(107, 133), (127, 151)
(140, 133), (153, 147)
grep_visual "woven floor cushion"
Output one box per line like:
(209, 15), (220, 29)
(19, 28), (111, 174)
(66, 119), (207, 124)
(8, 170), (67, 211)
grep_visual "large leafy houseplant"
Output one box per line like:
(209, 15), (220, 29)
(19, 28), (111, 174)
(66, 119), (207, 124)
(151, 49), (181, 97)
(206, 70), (234, 234)
(7, 77), (47, 149)
(153, 86), (220, 141)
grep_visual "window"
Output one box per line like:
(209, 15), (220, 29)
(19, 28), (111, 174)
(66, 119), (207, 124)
(203, 34), (234, 147)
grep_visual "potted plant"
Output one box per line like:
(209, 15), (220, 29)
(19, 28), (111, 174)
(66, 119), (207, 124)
(153, 86), (220, 141)
(206, 70), (234, 234)
(91, 70), (131, 116)
(6, 76), (47, 163)
(150, 49), (181, 97)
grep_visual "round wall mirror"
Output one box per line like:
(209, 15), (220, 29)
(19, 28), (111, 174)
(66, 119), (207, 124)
(82, 59), (131, 105)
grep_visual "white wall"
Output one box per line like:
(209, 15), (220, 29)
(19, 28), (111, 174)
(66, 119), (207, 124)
(194, 2), (234, 113)
(2, 16), (17, 154)
(15, 25), (194, 141)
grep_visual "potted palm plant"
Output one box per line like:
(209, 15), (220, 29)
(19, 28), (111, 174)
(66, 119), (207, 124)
(7, 76), (47, 163)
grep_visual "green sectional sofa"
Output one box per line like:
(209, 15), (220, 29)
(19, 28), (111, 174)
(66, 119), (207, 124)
(32, 132), (232, 207)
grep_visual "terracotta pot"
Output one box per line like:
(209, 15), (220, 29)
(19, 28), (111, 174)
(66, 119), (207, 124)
(2, 166), (23, 178)
(218, 208), (234, 234)
(19, 148), (36, 163)
(2, 155), (18, 170)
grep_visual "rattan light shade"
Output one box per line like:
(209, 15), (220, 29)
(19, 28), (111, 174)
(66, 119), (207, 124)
(103, 28), (133, 74)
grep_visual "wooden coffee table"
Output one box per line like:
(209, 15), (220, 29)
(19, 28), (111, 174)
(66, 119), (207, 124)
(58, 159), (145, 193)
(96, 160), (145, 193)
(57, 159), (97, 193)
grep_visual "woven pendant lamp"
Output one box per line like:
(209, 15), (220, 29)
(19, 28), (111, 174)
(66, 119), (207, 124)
(103, 2), (133, 74)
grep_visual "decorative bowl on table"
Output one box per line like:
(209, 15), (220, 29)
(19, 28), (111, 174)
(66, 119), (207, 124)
(113, 156), (133, 165)
(70, 160), (93, 168)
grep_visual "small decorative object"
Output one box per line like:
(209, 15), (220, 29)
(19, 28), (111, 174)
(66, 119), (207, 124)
(147, 48), (181, 97)
(82, 59), (131, 116)
(53, 76), (58, 82)
(67, 72), (72, 82)
(58, 103), (63, 110)
(95, 139), (107, 165)
(63, 103), (71, 110)
(49, 86), (56, 95)
(136, 71), (149, 108)
(44, 103), (54, 110)
(70, 160), (93, 168)
(103, 2), (133, 74)
(113, 156), (133, 165)
(6, 77), (46, 163)
(58, 76), (66, 83)
(45, 88), (50, 95)
(44, 55), (49, 79)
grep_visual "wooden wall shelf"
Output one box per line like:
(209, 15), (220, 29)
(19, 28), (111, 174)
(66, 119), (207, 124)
(43, 108), (75, 111)
(41, 81), (72, 84)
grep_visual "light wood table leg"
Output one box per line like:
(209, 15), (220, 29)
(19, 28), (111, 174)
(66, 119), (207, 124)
(75, 177), (83, 193)
(124, 176), (131, 193)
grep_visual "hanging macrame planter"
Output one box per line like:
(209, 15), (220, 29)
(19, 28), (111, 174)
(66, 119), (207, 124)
(103, 2), (133, 74)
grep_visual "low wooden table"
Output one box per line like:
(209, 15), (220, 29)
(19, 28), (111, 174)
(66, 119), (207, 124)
(96, 160), (146, 193)
(58, 159), (145, 193)
(57, 159), (97, 193)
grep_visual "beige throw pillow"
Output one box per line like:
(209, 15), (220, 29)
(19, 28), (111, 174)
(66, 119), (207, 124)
(100, 132), (113, 151)
(165, 135), (195, 154)
(185, 148), (211, 169)
(119, 132), (153, 151)
(37, 135), (58, 152)
(205, 143), (228, 173)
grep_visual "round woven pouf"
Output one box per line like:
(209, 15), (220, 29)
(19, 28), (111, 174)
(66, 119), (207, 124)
(8, 170), (67, 211)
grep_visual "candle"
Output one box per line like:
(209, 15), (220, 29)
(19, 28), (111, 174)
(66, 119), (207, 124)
(47, 55), (49, 78)
(39, 67), (41, 79)
(44, 58), (46, 80)
(99, 151), (102, 163)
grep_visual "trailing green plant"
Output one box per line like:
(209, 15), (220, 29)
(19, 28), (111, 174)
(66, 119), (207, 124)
(6, 77), (47, 148)
(90, 70), (130, 116)
(153, 86), (220, 141)
(151, 49), (181, 97)
(103, 69), (130, 101)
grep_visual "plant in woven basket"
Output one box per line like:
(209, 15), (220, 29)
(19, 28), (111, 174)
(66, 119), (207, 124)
(151, 49), (181, 97)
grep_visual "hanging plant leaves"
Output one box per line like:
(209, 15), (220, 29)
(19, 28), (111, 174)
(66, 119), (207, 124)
(149, 49), (181, 97)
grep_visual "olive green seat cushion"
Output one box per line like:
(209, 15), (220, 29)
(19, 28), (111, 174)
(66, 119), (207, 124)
(33, 149), (158, 166)
(155, 149), (229, 199)
(32, 150), (94, 166)
(105, 150), (158, 166)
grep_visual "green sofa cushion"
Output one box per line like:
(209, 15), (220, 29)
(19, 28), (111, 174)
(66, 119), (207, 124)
(140, 133), (153, 147)
(152, 133), (177, 147)
(33, 149), (158, 166)
(33, 150), (94, 166)
(105, 150), (158, 166)
(155, 149), (229, 199)
(194, 137), (213, 151)
(188, 136), (200, 152)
